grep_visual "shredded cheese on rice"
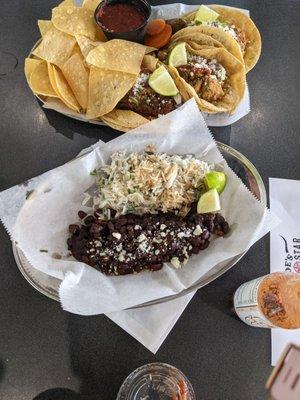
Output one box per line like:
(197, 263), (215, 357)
(90, 147), (212, 216)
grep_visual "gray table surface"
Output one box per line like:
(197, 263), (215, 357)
(0, 0), (300, 399)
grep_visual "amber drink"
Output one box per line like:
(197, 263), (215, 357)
(233, 273), (300, 328)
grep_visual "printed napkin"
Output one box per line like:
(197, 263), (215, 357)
(269, 178), (300, 365)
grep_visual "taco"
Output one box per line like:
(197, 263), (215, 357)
(182, 5), (261, 72)
(101, 63), (184, 131)
(167, 42), (245, 114)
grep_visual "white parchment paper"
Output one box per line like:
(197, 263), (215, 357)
(2, 100), (278, 315)
(40, 3), (250, 128)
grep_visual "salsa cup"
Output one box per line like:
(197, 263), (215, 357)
(94, 0), (151, 43)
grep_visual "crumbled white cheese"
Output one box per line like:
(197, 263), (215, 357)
(132, 73), (149, 96)
(202, 21), (239, 41)
(138, 233), (147, 242)
(118, 252), (125, 261)
(193, 225), (203, 236)
(170, 257), (181, 269)
(116, 244), (122, 252)
(112, 232), (121, 239)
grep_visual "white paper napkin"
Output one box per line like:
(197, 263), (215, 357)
(269, 178), (300, 365)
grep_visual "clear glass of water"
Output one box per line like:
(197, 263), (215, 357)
(117, 362), (196, 400)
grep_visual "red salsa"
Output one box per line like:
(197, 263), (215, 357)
(96, 3), (146, 33)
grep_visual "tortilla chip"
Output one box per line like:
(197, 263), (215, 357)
(38, 20), (53, 37)
(52, 65), (80, 112)
(32, 26), (76, 67)
(145, 46), (157, 54)
(101, 109), (149, 131)
(75, 34), (100, 59)
(24, 58), (43, 85)
(52, 6), (97, 40)
(71, 43), (83, 57)
(61, 53), (89, 110)
(82, 0), (100, 12)
(86, 66), (137, 119)
(209, 5), (261, 72)
(81, 0), (107, 41)
(29, 61), (58, 97)
(141, 55), (158, 72)
(47, 63), (60, 95)
(86, 39), (147, 74)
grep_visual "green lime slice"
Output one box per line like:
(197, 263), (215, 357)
(204, 171), (227, 194)
(197, 188), (221, 214)
(148, 65), (179, 97)
(168, 43), (188, 68)
(194, 5), (219, 24)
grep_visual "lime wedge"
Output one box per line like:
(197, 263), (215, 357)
(195, 5), (219, 24)
(168, 43), (188, 67)
(149, 65), (179, 97)
(204, 171), (227, 194)
(197, 188), (221, 214)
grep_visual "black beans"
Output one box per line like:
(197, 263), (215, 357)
(67, 204), (229, 276)
(84, 215), (95, 225)
(78, 211), (87, 220)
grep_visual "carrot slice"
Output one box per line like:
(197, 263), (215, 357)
(144, 24), (172, 49)
(146, 19), (166, 36)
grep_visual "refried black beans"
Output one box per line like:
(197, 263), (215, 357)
(67, 203), (229, 276)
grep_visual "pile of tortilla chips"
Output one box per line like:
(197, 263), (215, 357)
(24, 0), (153, 131)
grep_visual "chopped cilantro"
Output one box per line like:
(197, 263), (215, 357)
(90, 169), (98, 176)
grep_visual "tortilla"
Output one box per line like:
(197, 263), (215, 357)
(29, 61), (58, 98)
(61, 53), (89, 110)
(171, 30), (224, 49)
(52, 6), (97, 40)
(75, 35), (100, 59)
(86, 39), (147, 74)
(168, 44), (245, 114)
(209, 5), (261, 72)
(171, 26), (243, 66)
(86, 67), (137, 119)
(52, 65), (80, 112)
(32, 26), (76, 67)
(101, 110), (149, 132)
(38, 20), (53, 37)
(183, 6), (261, 72)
